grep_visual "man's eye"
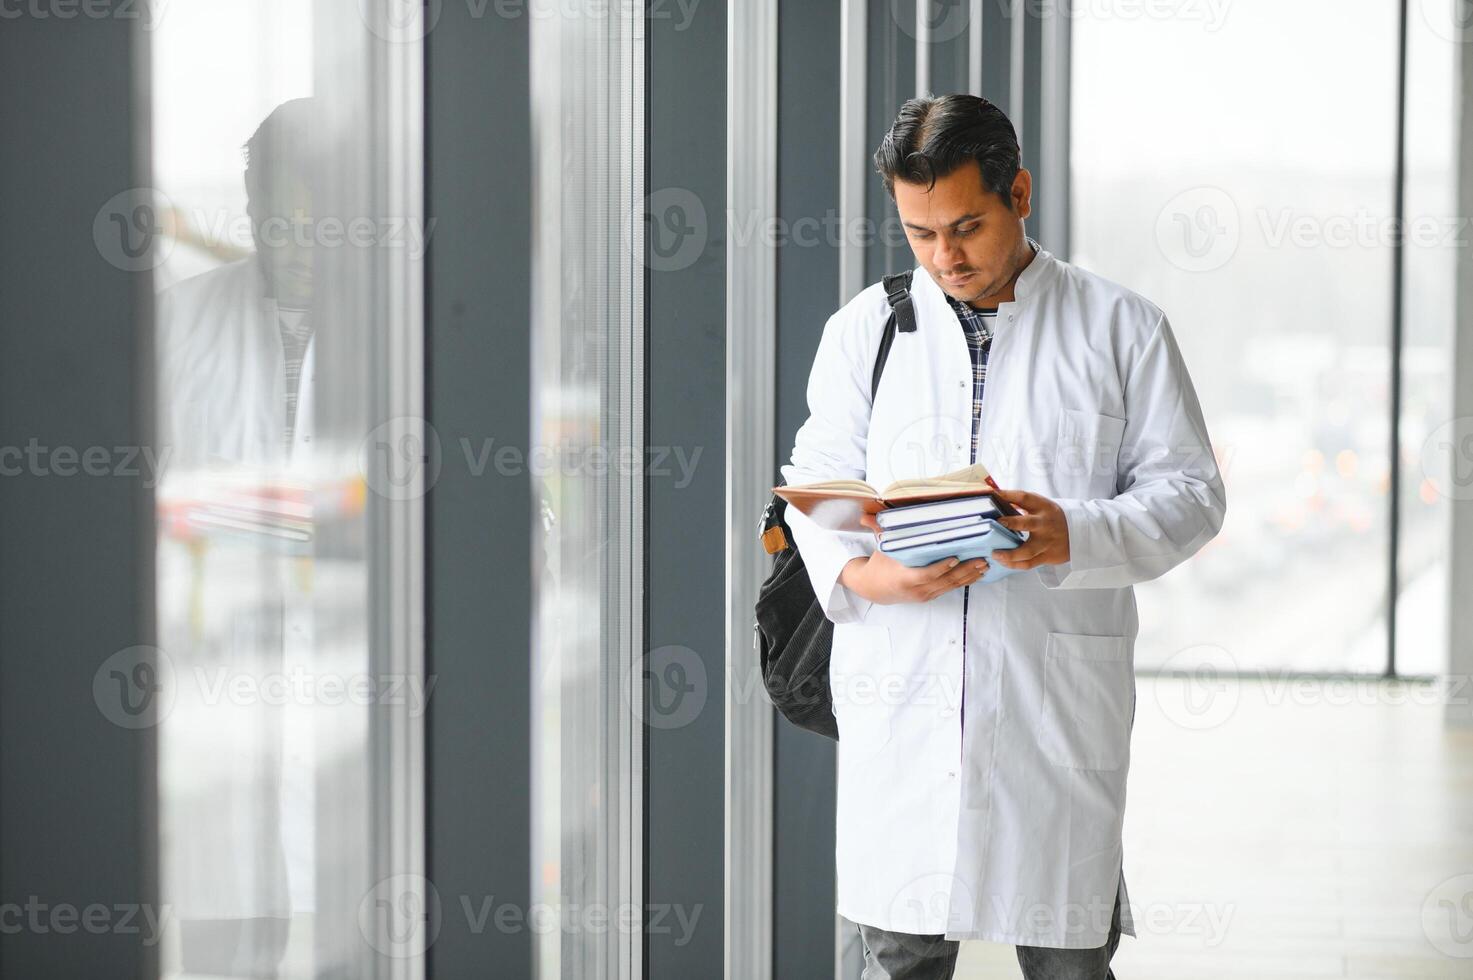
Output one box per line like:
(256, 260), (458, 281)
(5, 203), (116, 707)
(957, 225), (978, 237)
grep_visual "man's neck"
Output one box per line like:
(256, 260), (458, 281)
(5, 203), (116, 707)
(970, 240), (1037, 309)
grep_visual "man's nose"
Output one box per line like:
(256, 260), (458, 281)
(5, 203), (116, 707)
(935, 234), (963, 267)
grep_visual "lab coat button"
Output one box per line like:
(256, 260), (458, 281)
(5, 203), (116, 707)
(946, 770), (957, 779)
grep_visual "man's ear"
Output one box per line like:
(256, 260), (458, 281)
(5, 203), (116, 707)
(1011, 168), (1033, 220)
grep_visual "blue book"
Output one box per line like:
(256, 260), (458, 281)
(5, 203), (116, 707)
(880, 519), (1027, 582)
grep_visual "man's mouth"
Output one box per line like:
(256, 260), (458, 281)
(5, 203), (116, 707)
(943, 272), (975, 286)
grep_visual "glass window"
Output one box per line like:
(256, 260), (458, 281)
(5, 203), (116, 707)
(529, 5), (644, 979)
(1394, 0), (1459, 676)
(1071, 0), (1406, 673)
(150, 1), (425, 974)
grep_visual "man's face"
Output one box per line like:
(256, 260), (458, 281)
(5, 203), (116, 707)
(247, 170), (315, 312)
(893, 159), (1032, 307)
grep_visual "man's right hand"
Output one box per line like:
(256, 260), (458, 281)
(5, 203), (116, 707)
(839, 551), (989, 605)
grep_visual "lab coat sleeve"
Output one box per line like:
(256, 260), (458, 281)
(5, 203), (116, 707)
(1036, 314), (1226, 590)
(780, 311), (879, 624)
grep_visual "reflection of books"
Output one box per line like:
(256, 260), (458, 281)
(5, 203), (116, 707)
(157, 470), (367, 553)
(774, 463), (1017, 532)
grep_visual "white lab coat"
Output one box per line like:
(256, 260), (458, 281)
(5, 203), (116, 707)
(155, 255), (315, 922)
(158, 256), (316, 471)
(782, 246), (1225, 948)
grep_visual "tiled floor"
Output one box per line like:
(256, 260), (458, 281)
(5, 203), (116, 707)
(955, 675), (1473, 979)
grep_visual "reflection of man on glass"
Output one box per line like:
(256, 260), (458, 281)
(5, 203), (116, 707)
(159, 97), (319, 468)
(156, 98), (323, 978)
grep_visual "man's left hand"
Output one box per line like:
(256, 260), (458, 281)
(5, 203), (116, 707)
(991, 489), (1071, 570)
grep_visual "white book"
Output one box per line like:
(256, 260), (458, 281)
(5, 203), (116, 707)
(879, 513), (987, 543)
(876, 495), (1002, 530)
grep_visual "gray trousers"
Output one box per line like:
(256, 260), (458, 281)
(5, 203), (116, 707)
(856, 894), (1123, 980)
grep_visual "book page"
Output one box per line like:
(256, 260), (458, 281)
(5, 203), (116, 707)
(777, 479), (878, 496)
(882, 463), (994, 494)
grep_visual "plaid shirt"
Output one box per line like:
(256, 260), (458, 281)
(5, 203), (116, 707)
(945, 293), (998, 759)
(946, 296), (998, 466)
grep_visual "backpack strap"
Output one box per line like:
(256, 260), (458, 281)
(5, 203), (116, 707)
(871, 270), (916, 399)
(882, 270), (918, 334)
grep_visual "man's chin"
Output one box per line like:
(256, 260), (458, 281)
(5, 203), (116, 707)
(946, 280), (997, 306)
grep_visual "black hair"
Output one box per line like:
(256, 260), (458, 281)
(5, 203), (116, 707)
(243, 98), (324, 200)
(873, 94), (1021, 204)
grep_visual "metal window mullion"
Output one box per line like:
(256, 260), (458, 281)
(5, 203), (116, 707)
(839, 0), (868, 304)
(365, 22), (427, 980)
(725, 1), (777, 979)
(618, 6), (646, 980)
(1038, 0), (1070, 256)
(914, 0), (930, 95)
(968, 0), (984, 95)
(1008, 0), (1025, 132)
(1386, 0), (1409, 679)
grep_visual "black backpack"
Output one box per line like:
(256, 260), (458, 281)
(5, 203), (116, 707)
(754, 271), (917, 740)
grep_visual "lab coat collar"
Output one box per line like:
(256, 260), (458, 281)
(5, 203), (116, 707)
(1010, 237), (1056, 303)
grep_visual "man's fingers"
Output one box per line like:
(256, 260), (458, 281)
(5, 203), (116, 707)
(994, 543), (1045, 565)
(998, 514), (1044, 533)
(925, 564), (984, 600)
(919, 557), (964, 581)
(994, 488), (1045, 513)
(913, 557), (987, 596)
(947, 559), (988, 584)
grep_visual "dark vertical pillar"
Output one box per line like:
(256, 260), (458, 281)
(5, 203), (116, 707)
(1018, 8), (1046, 245)
(978, 0), (1013, 105)
(866, 0), (919, 284)
(926, 1), (973, 97)
(644, 1), (728, 976)
(773, 1), (846, 978)
(423, 6), (534, 978)
(0, 8), (158, 979)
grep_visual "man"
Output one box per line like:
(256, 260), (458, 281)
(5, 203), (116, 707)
(781, 94), (1226, 979)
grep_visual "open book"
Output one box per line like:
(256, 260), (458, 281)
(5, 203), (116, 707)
(775, 463), (1017, 532)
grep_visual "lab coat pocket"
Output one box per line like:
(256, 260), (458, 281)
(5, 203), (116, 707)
(1040, 632), (1132, 771)
(830, 622), (896, 759)
(1055, 409), (1127, 499)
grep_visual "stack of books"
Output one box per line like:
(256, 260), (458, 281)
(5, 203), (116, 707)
(773, 463), (1027, 583)
(876, 495), (1025, 580)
